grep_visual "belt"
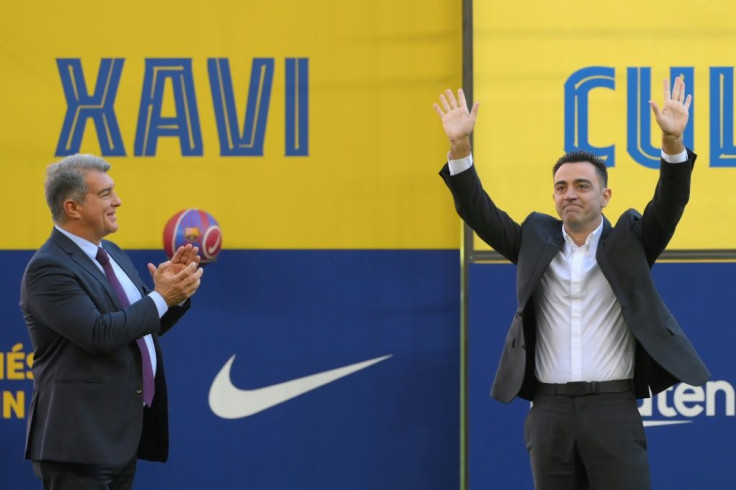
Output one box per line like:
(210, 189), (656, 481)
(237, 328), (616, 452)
(536, 379), (633, 397)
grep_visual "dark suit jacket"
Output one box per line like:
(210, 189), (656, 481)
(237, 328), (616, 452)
(20, 228), (189, 465)
(441, 151), (710, 403)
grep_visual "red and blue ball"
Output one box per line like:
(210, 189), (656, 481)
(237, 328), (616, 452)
(163, 209), (222, 263)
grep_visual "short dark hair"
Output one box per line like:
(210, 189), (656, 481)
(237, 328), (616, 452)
(552, 150), (608, 187)
(45, 154), (111, 224)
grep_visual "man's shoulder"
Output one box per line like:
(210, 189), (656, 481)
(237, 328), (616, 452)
(28, 235), (65, 265)
(523, 212), (561, 228)
(612, 208), (643, 228)
(519, 213), (562, 245)
(22, 239), (78, 290)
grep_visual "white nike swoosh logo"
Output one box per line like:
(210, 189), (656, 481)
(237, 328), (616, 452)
(208, 354), (392, 419)
(642, 420), (693, 427)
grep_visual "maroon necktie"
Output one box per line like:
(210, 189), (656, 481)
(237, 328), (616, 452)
(96, 247), (156, 406)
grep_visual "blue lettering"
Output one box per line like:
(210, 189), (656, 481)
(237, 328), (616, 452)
(56, 57), (309, 157)
(134, 59), (203, 156)
(207, 58), (274, 156)
(285, 58), (309, 156)
(55, 58), (126, 157)
(710, 67), (736, 167)
(564, 67), (615, 165)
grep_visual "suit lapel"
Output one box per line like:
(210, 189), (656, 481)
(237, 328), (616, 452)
(598, 215), (613, 243)
(518, 232), (563, 308)
(520, 216), (614, 307)
(49, 229), (148, 310)
(104, 243), (146, 295)
(595, 216), (618, 290)
(50, 229), (125, 309)
(595, 216), (613, 267)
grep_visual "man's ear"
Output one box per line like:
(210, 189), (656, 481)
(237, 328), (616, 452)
(63, 199), (81, 220)
(601, 188), (612, 208)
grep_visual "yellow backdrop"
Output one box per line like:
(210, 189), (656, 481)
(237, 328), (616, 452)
(1, 0), (463, 249)
(473, 1), (736, 251)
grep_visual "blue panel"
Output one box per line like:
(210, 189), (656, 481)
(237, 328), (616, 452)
(1, 249), (460, 489)
(0, 251), (35, 486)
(468, 264), (532, 490)
(468, 262), (736, 489)
(646, 263), (736, 488)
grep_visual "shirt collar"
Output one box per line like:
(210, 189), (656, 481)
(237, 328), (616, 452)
(561, 219), (603, 258)
(55, 225), (102, 264)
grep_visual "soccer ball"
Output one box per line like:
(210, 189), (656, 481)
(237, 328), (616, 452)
(163, 209), (222, 263)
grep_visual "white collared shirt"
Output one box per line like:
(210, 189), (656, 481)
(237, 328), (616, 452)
(55, 226), (160, 377)
(533, 222), (633, 382)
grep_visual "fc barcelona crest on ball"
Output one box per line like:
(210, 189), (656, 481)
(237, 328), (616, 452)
(163, 209), (222, 263)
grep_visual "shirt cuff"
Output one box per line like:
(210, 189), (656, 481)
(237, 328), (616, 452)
(447, 152), (474, 175)
(148, 291), (168, 318)
(661, 148), (688, 164)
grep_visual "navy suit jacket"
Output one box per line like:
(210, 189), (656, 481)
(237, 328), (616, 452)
(20, 228), (189, 465)
(440, 151), (710, 402)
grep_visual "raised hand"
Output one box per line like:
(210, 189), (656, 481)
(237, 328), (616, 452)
(649, 76), (692, 154)
(433, 88), (479, 159)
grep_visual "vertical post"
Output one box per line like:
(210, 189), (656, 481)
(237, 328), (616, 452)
(460, 0), (474, 489)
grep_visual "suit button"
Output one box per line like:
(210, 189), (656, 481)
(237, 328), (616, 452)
(136, 388), (143, 394)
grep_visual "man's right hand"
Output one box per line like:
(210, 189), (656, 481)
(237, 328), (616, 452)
(433, 88), (480, 160)
(148, 260), (204, 306)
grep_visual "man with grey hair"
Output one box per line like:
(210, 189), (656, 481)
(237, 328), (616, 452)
(20, 153), (204, 489)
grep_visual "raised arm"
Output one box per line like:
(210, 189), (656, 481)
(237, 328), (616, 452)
(433, 88), (480, 160)
(636, 76), (696, 263)
(434, 89), (523, 262)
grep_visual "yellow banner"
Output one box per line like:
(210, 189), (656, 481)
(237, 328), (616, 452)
(1, 1), (462, 249)
(473, 1), (736, 251)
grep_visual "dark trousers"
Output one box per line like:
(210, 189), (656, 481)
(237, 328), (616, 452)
(32, 457), (137, 490)
(524, 390), (650, 490)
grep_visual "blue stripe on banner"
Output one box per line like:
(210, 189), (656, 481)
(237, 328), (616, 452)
(2, 249), (460, 490)
(469, 262), (736, 489)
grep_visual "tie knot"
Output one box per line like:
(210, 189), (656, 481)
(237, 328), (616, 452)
(96, 247), (110, 266)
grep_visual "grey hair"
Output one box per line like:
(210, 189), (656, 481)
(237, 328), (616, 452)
(45, 154), (111, 223)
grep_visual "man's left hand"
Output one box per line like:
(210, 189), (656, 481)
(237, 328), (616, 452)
(649, 76), (692, 154)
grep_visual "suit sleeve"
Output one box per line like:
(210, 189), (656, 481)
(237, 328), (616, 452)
(104, 240), (191, 337)
(634, 149), (696, 265)
(22, 255), (163, 354)
(159, 300), (190, 336)
(439, 162), (523, 263)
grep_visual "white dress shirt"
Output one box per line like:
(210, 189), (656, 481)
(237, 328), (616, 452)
(533, 222), (633, 383)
